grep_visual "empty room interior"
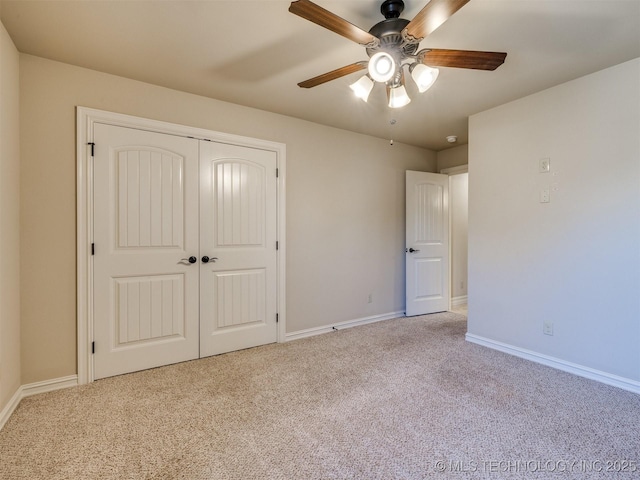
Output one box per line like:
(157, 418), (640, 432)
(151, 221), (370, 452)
(1, 0), (639, 478)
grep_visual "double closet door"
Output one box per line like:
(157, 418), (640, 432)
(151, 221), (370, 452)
(92, 124), (277, 379)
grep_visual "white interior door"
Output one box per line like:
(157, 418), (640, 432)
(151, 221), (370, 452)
(199, 142), (278, 357)
(93, 124), (200, 379)
(406, 170), (450, 316)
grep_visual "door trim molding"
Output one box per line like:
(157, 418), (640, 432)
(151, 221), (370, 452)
(440, 164), (468, 175)
(76, 107), (287, 385)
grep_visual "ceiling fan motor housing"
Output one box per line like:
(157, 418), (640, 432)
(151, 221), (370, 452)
(366, 0), (419, 66)
(367, 17), (419, 60)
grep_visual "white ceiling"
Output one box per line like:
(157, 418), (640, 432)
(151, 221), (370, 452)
(2, 0), (639, 151)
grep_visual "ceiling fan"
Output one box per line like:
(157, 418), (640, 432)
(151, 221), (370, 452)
(289, 0), (507, 107)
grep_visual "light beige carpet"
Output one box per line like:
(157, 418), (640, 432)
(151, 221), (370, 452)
(1, 312), (639, 479)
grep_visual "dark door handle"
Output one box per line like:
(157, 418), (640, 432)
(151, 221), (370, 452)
(188, 256), (197, 264)
(409, 248), (420, 253)
(202, 256), (218, 263)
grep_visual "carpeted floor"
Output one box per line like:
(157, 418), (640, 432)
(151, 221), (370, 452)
(1, 312), (639, 479)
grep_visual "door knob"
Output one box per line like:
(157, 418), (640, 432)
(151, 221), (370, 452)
(202, 256), (218, 263)
(409, 248), (420, 253)
(188, 256), (197, 263)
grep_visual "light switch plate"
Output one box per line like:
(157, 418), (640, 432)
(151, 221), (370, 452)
(539, 157), (550, 173)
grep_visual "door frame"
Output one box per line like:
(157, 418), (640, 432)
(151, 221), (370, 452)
(76, 107), (287, 384)
(440, 164), (468, 312)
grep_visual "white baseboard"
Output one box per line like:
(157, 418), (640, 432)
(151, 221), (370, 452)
(285, 311), (404, 342)
(465, 333), (640, 394)
(0, 375), (78, 431)
(22, 375), (78, 398)
(0, 387), (23, 431)
(451, 295), (468, 307)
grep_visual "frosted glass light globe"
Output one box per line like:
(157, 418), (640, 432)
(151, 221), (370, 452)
(411, 64), (439, 92)
(349, 75), (374, 101)
(368, 52), (396, 83)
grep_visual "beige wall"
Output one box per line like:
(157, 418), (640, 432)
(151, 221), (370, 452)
(19, 54), (436, 384)
(468, 58), (640, 382)
(437, 144), (468, 171)
(0, 22), (21, 412)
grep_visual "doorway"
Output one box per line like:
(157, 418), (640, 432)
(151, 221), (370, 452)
(442, 166), (468, 314)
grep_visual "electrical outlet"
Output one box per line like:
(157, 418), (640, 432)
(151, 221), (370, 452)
(540, 188), (550, 203)
(368, 294), (373, 304)
(543, 321), (554, 336)
(539, 157), (550, 173)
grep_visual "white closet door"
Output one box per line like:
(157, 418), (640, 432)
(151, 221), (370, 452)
(93, 124), (200, 379)
(199, 142), (278, 357)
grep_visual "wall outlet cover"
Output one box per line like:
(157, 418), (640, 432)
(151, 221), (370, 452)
(540, 188), (550, 203)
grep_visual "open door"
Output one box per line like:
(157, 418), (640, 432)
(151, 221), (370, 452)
(405, 171), (450, 316)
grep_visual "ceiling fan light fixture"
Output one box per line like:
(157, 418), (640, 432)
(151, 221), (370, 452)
(388, 84), (411, 108)
(410, 63), (439, 92)
(349, 75), (375, 101)
(290, 0), (507, 111)
(368, 51), (396, 83)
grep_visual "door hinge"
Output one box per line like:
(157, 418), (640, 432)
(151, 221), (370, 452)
(276, 313), (279, 323)
(276, 168), (279, 178)
(276, 241), (279, 250)
(88, 142), (95, 157)
(91, 243), (95, 255)
(91, 341), (95, 354)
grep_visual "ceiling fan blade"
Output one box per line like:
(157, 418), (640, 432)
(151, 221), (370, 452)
(298, 62), (367, 88)
(420, 49), (507, 70)
(403, 0), (470, 44)
(289, 0), (379, 48)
